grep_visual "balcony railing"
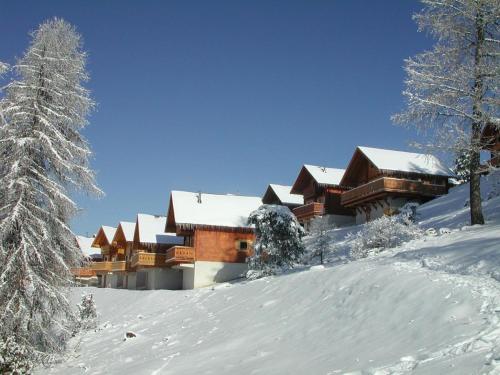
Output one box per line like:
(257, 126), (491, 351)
(130, 252), (167, 268)
(165, 246), (195, 265)
(91, 261), (113, 273)
(71, 267), (95, 277)
(292, 202), (324, 221)
(341, 177), (447, 207)
(111, 261), (127, 272)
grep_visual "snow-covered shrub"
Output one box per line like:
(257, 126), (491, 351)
(348, 214), (423, 259)
(247, 205), (305, 278)
(398, 202), (420, 224)
(0, 336), (34, 374)
(76, 294), (97, 330)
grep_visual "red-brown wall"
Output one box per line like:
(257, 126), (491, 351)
(194, 228), (255, 263)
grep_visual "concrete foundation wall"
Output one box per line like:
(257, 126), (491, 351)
(188, 261), (247, 289)
(355, 197), (414, 224)
(139, 268), (183, 290)
(126, 272), (137, 290)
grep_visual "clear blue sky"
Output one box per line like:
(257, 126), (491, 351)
(1, 1), (433, 236)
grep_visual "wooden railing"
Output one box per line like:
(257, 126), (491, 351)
(292, 202), (324, 221)
(165, 246), (195, 265)
(71, 267), (95, 277)
(341, 177), (447, 207)
(111, 261), (127, 272)
(130, 252), (167, 268)
(91, 261), (113, 272)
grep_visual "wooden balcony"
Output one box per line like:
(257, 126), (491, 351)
(91, 261), (113, 273)
(71, 267), (95, 278)
(165, 246), (195, 265)
(130, 252), (167, 268)
(292, 202), (324, 221)
(111, 261), (127, 272)
(341, 177), (448, 207)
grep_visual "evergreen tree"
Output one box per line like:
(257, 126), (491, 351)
(0, 18), (101, 360)
(453, 149), (473, 182)
(247, 205), (305, 278)
(392, 0), (499, 225)
(77, 294), (98, 330)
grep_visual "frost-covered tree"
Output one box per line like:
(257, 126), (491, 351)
(453, 148), (472, 182)
(0, 336), (34, 375)
(392, 0), (499, 225)
(305, 216), (332, 265)
(247, 205), (305, 278)
(76, 294), (97, 330)
(0, 18), (101, 360)
(0, 62), (7, 76)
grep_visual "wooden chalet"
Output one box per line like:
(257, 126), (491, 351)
(90, 226), (117, 287)
(290, 165), (354, 229)
(262, 184), (303, 210)
(340, 146), (453, 224)
(107, 221), (136, 287)
(165, 191), (262, 289)
(126, 213), (184, 289)
(71, 235), (99, 284)
(131, 213), (184, 268)
(481, 123), (500, 168)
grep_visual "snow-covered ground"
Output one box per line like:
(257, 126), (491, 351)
(47, 174), (500, 374)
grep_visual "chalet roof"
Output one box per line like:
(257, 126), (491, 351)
(117, 221), (136, 242)
(357, 146), (453, 177)
(91, 226), (117, 248)
(168, 191), (263, 230)
(304, 165), (346, 186)
(102, 226), (117, 244)
(136, 213), (183, 245)
(76, 235), (98, 257)
(291, 164), (346, 194)
(263, 184), (303, 206)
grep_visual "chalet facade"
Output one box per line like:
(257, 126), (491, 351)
(481, 124), (500, 168)
(290, 165), (354, 229)
(340, 146), (453, 224)
(71, 235), (99, 285)
(127, 214), (184, 290)
(107, 221), (135, 289)
(166, 191), (262, 289)
(90, 226), (117, 287)
(262, 184), (303, 210)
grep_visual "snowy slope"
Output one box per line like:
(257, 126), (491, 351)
(47, 175), (500, 375)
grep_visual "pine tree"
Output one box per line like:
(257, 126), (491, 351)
(0, 18), (101, 359)
(247, 205), (305, 278)
(392, 0), (499, 225)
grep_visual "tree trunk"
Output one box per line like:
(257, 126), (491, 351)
(469, 4), (486, 225)
(469, 136), (484, 225)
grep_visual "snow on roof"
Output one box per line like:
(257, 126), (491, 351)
(170, 191), (263, 229)
(118, 221), (136, 242)
(304, 165), (346, 186)
(137, 213), (183, 245)
(102, 226), (117, 244)
(358, 146), (453, 176)
(268, 184), (303, 205)
(76, 235), (98, 257)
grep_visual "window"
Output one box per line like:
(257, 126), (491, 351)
(239, 241), (248, 250)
